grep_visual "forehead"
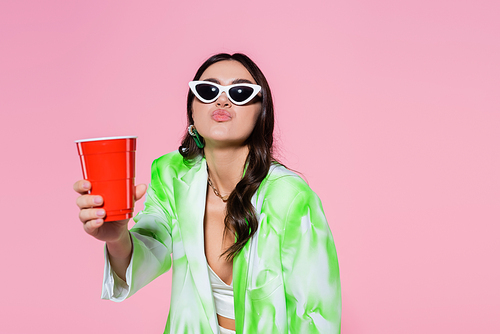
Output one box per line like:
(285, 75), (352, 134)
(199, 60), (255, 84)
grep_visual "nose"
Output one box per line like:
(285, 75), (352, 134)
(216, 92), (232, 108)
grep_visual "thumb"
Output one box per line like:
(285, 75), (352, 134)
(134, 183), (148, 201)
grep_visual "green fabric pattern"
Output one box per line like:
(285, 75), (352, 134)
(101, 151), (341, 333)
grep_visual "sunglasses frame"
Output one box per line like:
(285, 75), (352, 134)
(189, 81), (262, 106)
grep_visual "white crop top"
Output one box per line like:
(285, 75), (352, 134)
(207, 262), (235, 320)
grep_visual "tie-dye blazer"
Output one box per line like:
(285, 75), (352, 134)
(101, 151), (341, 333)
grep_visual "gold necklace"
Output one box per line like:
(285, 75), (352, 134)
(207, 174), (229, 202)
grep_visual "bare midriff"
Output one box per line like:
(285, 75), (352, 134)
(218, 314), (236, 331)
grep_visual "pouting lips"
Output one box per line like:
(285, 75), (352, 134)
(212, 109), (232, 122)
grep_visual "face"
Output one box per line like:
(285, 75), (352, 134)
(191, 60), (262, 148)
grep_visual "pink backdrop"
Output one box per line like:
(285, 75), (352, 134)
(1, 0), (498, 333)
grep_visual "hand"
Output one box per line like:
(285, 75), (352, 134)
(73, 180), (147, 243)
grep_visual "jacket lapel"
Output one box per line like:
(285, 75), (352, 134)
(172, 158), (218, 334)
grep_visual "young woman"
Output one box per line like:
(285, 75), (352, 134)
(74, 53), (341, 333)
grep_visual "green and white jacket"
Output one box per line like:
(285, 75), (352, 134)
(102, 151), (341, 333)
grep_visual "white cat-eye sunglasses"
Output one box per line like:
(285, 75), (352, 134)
(189, 81), (262, 105)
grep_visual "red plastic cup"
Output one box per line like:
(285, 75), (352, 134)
(75, 136), (137, 222)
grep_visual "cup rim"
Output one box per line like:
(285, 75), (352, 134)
(75, 136), (137, 143)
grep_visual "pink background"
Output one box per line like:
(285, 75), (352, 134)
(1, 0), (498, 333)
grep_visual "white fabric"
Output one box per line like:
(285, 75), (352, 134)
(102, 245), (131, 301)
(207, 262), (235, 320)
(219, 325), (236, 334)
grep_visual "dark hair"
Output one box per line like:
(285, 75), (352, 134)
(179, 53), (275, 260)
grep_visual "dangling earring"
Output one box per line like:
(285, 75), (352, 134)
(188, 125), (204, 149)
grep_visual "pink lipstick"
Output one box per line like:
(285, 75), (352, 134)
(212, 109), (232, 122)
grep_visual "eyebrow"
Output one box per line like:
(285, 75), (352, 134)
(203, 78), (254, 85)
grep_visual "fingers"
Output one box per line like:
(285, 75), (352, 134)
(76, 194), (103, 209)
(79, 207), (106, 224)
(73, 180), (91, 195)
(75, 181), (147, 202)
(83, 218), (104, 236)
(134, 183), (148, 201)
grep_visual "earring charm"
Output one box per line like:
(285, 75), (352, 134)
(188, 125), (204, 149)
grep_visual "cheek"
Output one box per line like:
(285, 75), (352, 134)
(239, 106), (261, 136)
(249, 105), (262, 127)
(191, 102), (205, 125)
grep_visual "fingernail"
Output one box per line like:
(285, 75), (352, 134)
(94, 197), (103, 205)
(83, 181), (90, 189)
(97, 209), (105, 216)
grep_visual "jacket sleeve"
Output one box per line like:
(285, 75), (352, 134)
(101, 159), (174, 301)
(281, 188), (342, 333)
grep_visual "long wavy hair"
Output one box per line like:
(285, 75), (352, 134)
(179, 53), (275, 260)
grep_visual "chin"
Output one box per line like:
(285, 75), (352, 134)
(206, 137), (247, 148)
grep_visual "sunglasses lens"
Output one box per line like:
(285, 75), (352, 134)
(228, 86), (255, 103)
(195, 83), (219, 101)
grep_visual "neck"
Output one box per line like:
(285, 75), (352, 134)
(204, 145), (249, 197)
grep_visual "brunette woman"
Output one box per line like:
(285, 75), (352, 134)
(74, 53), (341, 333)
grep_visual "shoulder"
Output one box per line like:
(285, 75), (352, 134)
(259, 163), (315, 199)
(152, 150), (203, 178)
(154, 150), (185, 169)
(258, 164), (320, 222)
(259, 165), (331, 245)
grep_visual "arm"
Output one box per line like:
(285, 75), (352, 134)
(74, 181), (146, 283)
(106, 230), (133, 281)
(281, 190), (342, 333)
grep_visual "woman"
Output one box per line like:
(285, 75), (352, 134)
(74, 53), (341, 333)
